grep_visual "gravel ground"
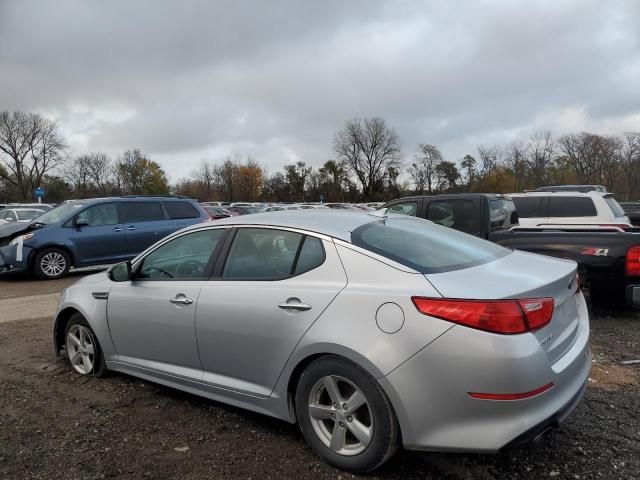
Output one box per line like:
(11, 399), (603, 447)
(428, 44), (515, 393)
(0, 276), (638, 480)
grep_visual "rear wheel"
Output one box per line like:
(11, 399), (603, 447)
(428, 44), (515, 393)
(34, 247), (70, 280)
(64, 313), (107, 377)
(295, 356), (399, 473)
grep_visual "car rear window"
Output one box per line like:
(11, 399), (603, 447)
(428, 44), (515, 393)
(163, 201), (200, 219)
(120, 201), (165, 223)
(351, 217), (510, 274)
(604, 196), (625, 217)
(548, 197), (597, 217)
(511, 196), (545, 218)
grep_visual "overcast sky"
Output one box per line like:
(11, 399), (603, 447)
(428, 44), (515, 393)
(1, 0), (639, 181)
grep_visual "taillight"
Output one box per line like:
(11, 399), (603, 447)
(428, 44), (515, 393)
(412, 297), (554, 334)
(626, 246), (640, 276)
(468, 382), (554, 400)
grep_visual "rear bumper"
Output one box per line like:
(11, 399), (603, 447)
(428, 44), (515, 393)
(625, 284), (640, 308)
(379, 293), (591, 452)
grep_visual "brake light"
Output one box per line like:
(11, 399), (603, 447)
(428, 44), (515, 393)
(626, 246), (640, 276)
(412, 297), (554, 334)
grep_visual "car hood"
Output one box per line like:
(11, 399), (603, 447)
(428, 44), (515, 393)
(0, 221), (34, 241)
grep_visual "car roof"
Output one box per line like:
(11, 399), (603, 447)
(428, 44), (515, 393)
(509, 191), (609, 197)
(185, 209), (390, 241)
(63, 196), (196, 204)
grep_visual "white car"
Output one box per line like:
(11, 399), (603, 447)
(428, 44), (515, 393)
(510, 191), (631, 231)
(0, 207), (45, 224)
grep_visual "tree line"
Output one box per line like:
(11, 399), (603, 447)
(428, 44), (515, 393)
(1, 110), (639, 203)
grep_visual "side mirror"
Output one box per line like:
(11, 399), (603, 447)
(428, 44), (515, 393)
(75, 218), (90, 227)
(108, 261), (131, 282)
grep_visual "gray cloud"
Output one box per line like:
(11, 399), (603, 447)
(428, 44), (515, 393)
(1, 0), (639, 180)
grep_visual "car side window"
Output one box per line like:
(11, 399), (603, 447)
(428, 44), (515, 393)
(427, 200), (478, 234)
(387, 201), (418, 216)
(294, 236), (325, 275)
(223, 228), (303, 279)
(77, 203), (118, 226)
(120, 201), (165, 223)
(163, 201), (200, 219)
(137, 229), (226, 280)
(548, 197), (597, 217)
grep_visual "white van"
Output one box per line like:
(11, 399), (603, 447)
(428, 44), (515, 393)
(510, 191), (631, 231)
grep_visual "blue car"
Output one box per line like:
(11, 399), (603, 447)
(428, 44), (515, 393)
(0, 196), (208, 279)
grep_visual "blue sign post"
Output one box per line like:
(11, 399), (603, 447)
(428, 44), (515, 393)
(34, 187), (45, 203)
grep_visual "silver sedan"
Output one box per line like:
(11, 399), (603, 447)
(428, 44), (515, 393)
(53, 210), (590, 472)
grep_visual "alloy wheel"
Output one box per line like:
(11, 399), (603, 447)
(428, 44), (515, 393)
(308, 375), (373, 456)
(40, 252), (67, 277)
(66, 324), (95, 374)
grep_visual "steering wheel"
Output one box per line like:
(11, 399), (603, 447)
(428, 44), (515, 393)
(175, 259), (204, 277)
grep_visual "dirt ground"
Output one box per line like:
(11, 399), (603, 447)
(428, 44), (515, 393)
(0, 275), (638, 480)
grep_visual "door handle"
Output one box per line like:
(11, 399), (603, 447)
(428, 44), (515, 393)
(170, 296), (193, 305)
(126, 226), (136, 231)
(112, 227), (123, 232)
(278, 301), (312, 311)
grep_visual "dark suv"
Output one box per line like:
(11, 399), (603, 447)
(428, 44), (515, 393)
(0, 196), (208, 279)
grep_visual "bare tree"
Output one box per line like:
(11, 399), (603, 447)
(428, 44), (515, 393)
(409, 143), (442, 194)
(505, 141), (529, 192)
(333, 117), (401, 197)
(0, 111), (67, 200)
(65, 152), (113, 196)
(476, 144), (503, 176)
(526, 131), (554, 186)
(619, 132), (640, 200)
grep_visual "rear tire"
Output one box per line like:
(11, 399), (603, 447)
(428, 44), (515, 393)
(64, 313), (107, 377)
(33, 247), (70, 280)
(295, 356), (399, 473)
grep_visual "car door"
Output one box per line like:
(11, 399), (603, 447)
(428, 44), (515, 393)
(118, 201), (175, 256)
(69, 202), (126, 265)
(107, 227), (229, 382)
(196, 227), (347, 397)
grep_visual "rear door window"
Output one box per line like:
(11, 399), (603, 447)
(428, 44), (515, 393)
(511, 197), (545, 218)
(120, 202), (165, 223)
(223, 228), (304, 279)
(548, 197), (597, 217)
(163, 201), (200, 219)
(294, 236), (325, 275)
(489, 198), (518, 229)
(426, 199), (480, 235)
(352, 217), (510, 274)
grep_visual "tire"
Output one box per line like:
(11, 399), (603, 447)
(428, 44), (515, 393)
(64, 313), (107, 377)
(295, 356), (399, 473)
(33, 247), (71, 280)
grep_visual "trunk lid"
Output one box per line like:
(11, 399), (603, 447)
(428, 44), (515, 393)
(425, 250), (580, 365)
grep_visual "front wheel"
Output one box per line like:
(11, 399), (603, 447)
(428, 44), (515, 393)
(295, 356), (399, 473)
(33, 247), (70, 280)
(64, 313), (107, 377)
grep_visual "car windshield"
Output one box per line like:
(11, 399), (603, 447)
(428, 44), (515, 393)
(17, 210), (43, 220)
(351, 216), (511, 274)
(32, 202), (88, 225)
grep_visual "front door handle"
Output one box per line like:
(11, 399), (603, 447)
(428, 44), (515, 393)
(170, 295), (193, 305)
(126, 226), (136, 231)
(278, 300), (312, 311)
(112, 227), (123, 232)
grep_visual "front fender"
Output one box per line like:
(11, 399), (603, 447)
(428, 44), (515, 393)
(53, 282), (115, 359)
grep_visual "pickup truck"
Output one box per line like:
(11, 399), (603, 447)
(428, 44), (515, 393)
(382, 194), (640, 307)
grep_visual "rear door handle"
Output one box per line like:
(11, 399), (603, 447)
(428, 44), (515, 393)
(170, 296), (193, 305)
(112, 227), (123, 232)
(278, 301), (312, 311)
(126, 226), (136, 231)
